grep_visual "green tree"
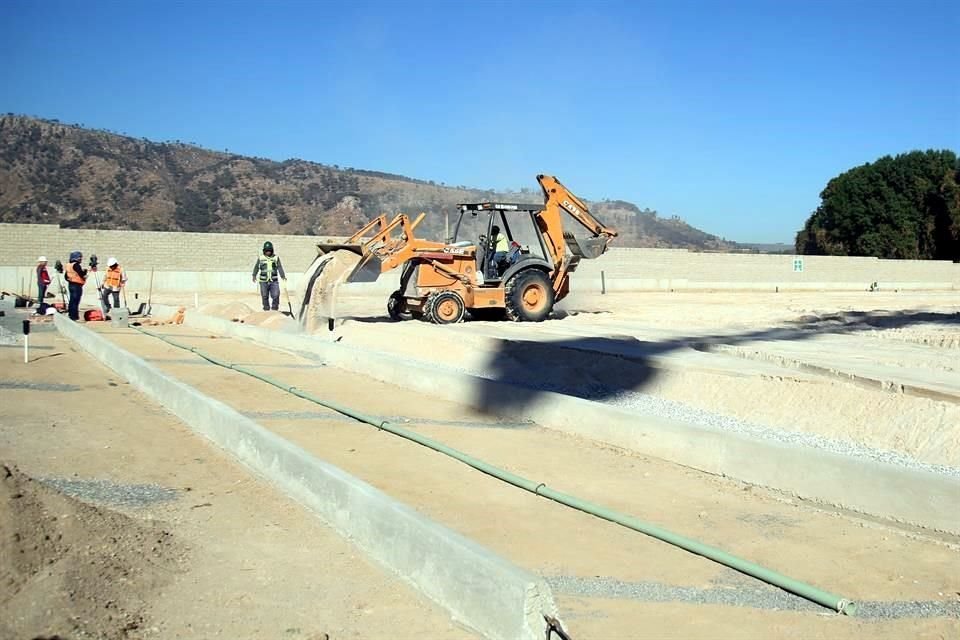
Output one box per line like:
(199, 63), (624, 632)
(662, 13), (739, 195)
(796, 150), (960, 259)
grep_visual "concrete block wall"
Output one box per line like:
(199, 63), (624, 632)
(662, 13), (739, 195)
(0, 223), (328, 272)
(573, 248), (960, 291)
(2, 223), (958, 293)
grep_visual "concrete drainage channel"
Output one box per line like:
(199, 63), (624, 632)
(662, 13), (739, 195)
(54, 314), (558, 640)
(158, 305), (960, 537)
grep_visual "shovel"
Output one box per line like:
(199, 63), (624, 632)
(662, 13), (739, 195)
(282, 280), (296, 318)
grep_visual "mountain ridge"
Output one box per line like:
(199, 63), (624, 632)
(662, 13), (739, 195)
(1, 114), (746, 250)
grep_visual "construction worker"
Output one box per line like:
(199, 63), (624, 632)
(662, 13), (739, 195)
(486, 226), (509, 279)
(64, 250), (88, 321)
(35, 256), (51, 315)
(100, 257), (127, 314)
(252, 241), (286, 311)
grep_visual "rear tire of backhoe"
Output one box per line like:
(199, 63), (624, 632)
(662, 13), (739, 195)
(424, 291), (465, 325)
(504, 269), (554, 322)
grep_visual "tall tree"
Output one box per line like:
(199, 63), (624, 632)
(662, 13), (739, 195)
(796, 150), (960, 260)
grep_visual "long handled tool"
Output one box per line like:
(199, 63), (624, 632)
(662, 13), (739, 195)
(282, 280), (295, 318)
(146, 267), (154, 316)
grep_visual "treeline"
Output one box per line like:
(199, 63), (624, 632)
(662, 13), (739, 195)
(796, 150), (960, 260)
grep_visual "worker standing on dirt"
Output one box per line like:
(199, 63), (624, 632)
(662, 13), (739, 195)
(35, 256), (51, 315)
(486, 226), (509, 279)
(100, 257), (127, 314)
(64, 250), (89, 321)
(252, 241), (286, 311)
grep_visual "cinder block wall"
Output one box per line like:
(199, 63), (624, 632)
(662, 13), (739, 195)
(2, 223), (958, 292)
(0, 223), (327, 272)
(574, 248), (960, 289)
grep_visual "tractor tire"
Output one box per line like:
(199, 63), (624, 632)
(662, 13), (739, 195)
(424, 291), (466, 325)
(387, 290), (407, 321)
(504, 269), (554, 322)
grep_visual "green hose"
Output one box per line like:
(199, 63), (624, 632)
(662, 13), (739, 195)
(133, 326), (856, 615)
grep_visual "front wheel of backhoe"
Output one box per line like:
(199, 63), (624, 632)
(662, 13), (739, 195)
(424, 291), (466, 324)
(504, 270), (554, 322)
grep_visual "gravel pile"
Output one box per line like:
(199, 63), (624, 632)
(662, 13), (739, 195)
(546, 574), (960, 619)
(41, 477), (179, 508)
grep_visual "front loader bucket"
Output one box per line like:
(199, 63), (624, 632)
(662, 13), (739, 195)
(347, 253), (383, 283)
(316, 243), (382, 283)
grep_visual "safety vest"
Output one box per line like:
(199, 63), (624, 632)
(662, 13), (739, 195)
(65, 261), (85, 285)
(257, 255), (279, 282)
(494, 233), (509, 252)
(104, 266), (124, 289)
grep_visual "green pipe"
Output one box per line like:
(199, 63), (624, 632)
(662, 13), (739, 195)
(133, 327), (856, 614)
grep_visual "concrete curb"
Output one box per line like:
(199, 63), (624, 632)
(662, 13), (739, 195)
(165, 306), (960, 536)
(55, 314), (558, 640)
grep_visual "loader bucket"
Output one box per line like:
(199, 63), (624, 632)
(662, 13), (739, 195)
(315, 243), (383, 283)
(346, 253), (383, 283)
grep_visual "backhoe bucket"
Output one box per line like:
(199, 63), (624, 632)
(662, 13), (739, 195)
(565, 233), (609, 260)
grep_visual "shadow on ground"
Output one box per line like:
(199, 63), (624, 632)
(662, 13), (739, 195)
(475, 309), (960, 413)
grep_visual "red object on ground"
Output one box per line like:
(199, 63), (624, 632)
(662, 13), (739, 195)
(83, 309), (104, 322)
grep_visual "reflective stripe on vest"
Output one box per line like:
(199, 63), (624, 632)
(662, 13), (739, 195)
(104, 267), (123, 289)
(65, 262), (85, 285)
(258, 255), (279, 282)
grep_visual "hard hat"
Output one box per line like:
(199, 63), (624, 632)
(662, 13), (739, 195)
(69, 250), (82, 262)
(38, 256), (47, 262)
(107, 257), (118, 266)
(263, 241), (274, 252)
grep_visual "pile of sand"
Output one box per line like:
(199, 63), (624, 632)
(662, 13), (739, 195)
(0, 464), (184, 639)
(199, 302), (254, 322)
(239, 310), (300, 332)
(301, 250), (361, 333)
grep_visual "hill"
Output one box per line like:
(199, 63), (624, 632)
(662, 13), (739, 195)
(0, 115), (733, 249)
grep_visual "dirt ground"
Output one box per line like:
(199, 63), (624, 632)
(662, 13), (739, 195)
(300, 290), (960, 468)
(7, 288), (960, 639)
(0, 326), (474, 640)
(91, 322), (960, 639)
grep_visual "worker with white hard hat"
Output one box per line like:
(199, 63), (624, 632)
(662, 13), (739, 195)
(35, 256), (51, 315)
(100, 257), (127, 315)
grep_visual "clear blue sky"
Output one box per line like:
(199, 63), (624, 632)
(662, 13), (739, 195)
(2, 0), (958, 242)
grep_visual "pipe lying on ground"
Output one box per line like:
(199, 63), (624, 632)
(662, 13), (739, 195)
(132, 326), (857, 615)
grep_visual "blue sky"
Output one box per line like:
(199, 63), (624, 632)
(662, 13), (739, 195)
(2, 0), (958, 243)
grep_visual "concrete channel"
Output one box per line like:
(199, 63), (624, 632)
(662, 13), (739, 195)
(157, 305), (960, 536)
(54, 313), (558, 640)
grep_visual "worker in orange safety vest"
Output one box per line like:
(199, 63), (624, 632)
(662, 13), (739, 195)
(64, 250), (88, 321)
(100, 257), (127, 314)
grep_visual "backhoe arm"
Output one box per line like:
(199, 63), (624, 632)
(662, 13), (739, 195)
(537, 174), (619, 240)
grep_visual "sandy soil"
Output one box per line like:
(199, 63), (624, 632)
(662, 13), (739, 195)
(1, 463), (183, 640)
(149, 289), (960, 465)
(93, 325), (960, 639)
(0, 326), (474, 640)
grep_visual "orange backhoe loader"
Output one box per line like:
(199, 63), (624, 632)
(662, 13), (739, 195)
(302, 174), (618, 324)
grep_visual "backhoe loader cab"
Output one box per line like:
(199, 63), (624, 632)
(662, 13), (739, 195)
(305, 174), (618, 325)
(450, 202), (551, 285)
